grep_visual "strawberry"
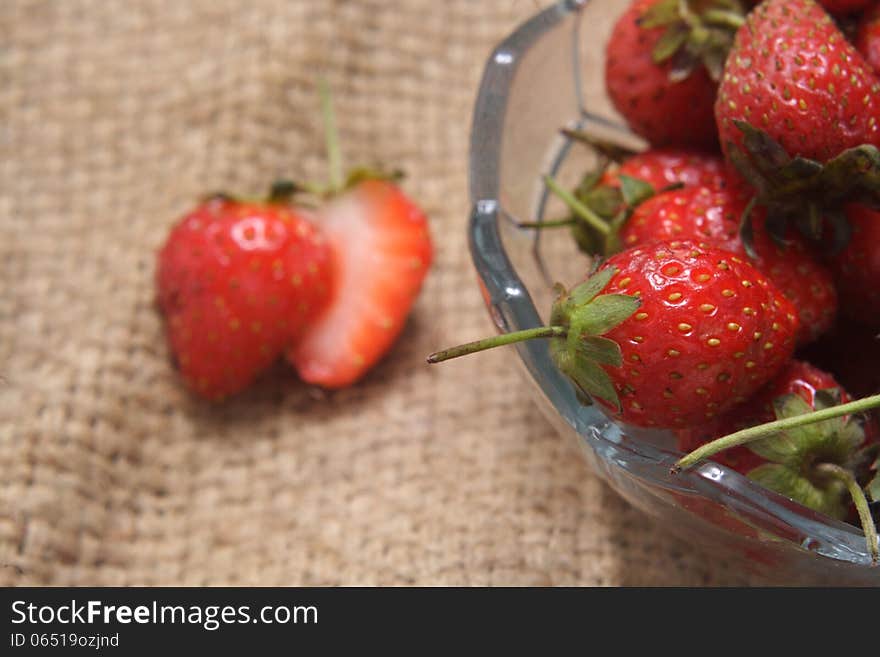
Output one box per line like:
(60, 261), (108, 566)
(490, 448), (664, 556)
(827, 204), (880, 324)
(279, 82), (432, 388)
(429, 240), (799, 429)
(856, 2), (880, 73)
(674, 360), (880, 560)
(604, 0), (746, 148)
(676, 360), (856, 473)
(288, 179), (432, 388)
(610, 148), (731, 190)
(711, 0), (880, 260)
(716, 0), (880, 163)
(560, 135), (730, 191)
(156, 195), (333, 400)
(157, 82), (431, 397)
(742, 0), (872, 11)
(536, 146), (733, 256)
(620, 184), (838, 343)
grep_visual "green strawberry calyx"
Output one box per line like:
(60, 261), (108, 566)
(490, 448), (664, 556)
(427, 266), (640, 411)
(516, 130), (684, 256)
(544, 173), (656, 256)
(517, 169), (676, 257)
(728, 120), (880, 256)
(673, 388), (880, 564)
(639, 0), (747, 82)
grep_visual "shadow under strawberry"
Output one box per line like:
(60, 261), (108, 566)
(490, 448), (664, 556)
(174, 312), (432, 438)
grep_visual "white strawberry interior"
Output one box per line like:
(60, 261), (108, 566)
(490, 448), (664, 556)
(291, 188), (422, 383)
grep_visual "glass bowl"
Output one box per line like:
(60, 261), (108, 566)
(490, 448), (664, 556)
(468, 0), (878, 584)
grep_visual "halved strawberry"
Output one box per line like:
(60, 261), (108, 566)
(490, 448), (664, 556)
(288, 179), (432, 388)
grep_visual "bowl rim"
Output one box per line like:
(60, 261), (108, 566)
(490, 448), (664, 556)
(466, 0), (876, 570)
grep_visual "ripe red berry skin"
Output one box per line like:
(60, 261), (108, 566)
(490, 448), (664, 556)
(596, 240), (799, 428)
(748, 0), (873, 13)
(605, 0), (718, 149)
(716, 0), (880, 162)
(676, 360), (849, 472)
(609, 149), (731, 190)
(156, 198), (333, 400)
(620, 185), (837, 344)
(856, 3), (880, 72)
(828, 204), (880, 326)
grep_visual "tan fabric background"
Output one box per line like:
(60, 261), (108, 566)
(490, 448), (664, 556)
(1, 0), (762, 586)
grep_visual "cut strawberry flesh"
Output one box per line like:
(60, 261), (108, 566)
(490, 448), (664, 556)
(288, 180), (432, 388)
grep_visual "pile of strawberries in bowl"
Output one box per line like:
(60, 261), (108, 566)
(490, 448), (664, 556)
(433, 0), (880, 566)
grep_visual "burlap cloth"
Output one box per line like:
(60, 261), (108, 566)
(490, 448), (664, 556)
(0, 0), (764, 586)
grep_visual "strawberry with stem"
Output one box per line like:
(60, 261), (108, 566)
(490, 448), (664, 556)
(716, 0), (880, 163)
(429, 239), (799, 429)
(674, 389), (880, 563)
(533, 163), (837, 345)
(604, 0), (746, 148)
(676, 360), (865, 472)
(286, 81), (433, 389)
(714, 0), (880, 253)
(536, 135), (732, 254)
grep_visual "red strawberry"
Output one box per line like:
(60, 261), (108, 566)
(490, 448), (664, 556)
(716, 0), (880, 163)
(280, 81), (433, 389)
(561, 135), (730, 191)
(742, 0), (872, 11)
(595, 241), (798, 426)
(620, 184), (838, 343)
(675, 360), (879, 557)
(542, 147), (733, 256)
(288, 179), (432, 388)
(828, 204), (880, 325)
(157, 197), (333, 399)
(604, 0), (744, 148)
(609, 148), (731, 190)
(429, 240), (799, 429)
(676, 360), (853, 472)
(856, 3), (880, 73)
